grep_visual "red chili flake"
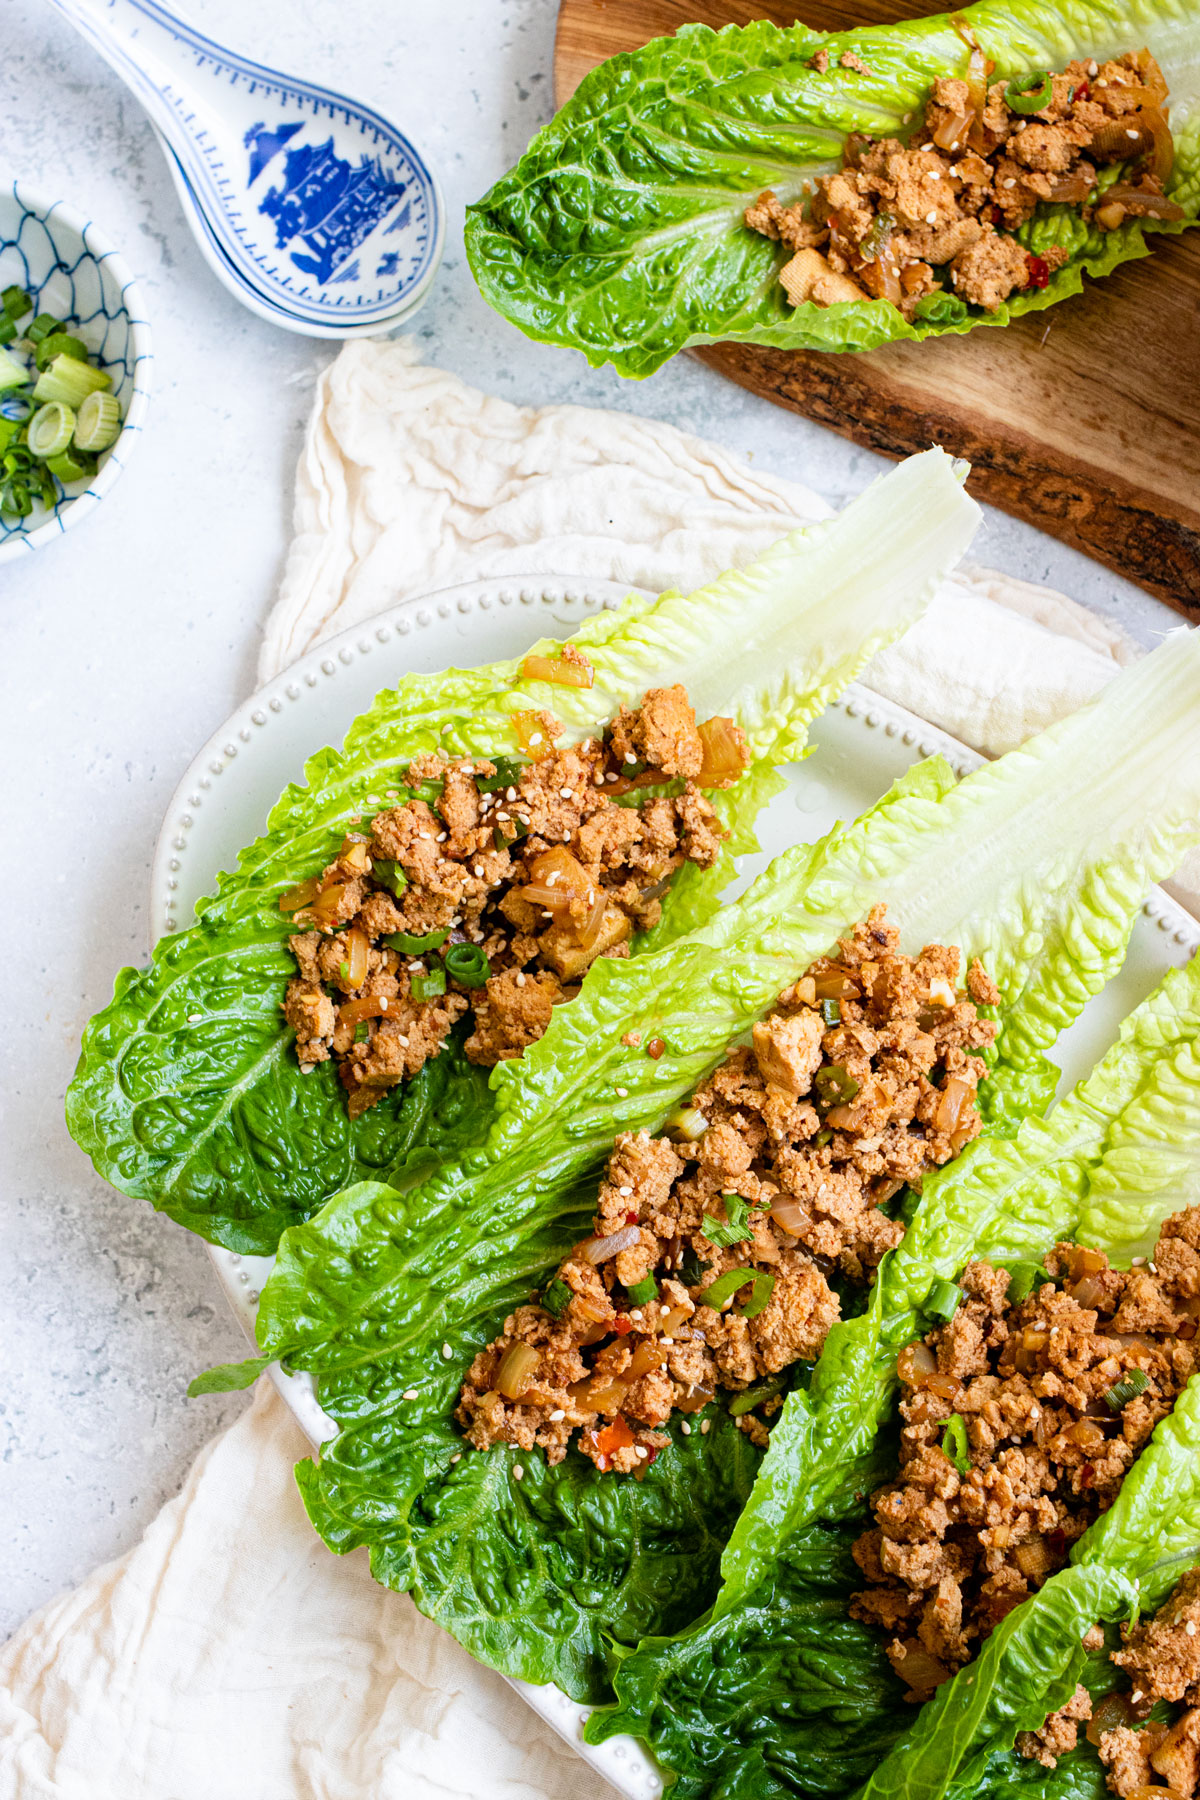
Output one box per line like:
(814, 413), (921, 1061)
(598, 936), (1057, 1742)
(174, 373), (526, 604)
(647, 1037), (666, 1060)
(1075, 81), (1090, 101)
(612, 1313), (634, 1336)
(989, 204), (1004, 226)
(1080, 1461), (1096, 1489)
(1046, 1527), (1068, 1557)
(625, 1210), (639, 1225)
(1026, 253), (1051, 289)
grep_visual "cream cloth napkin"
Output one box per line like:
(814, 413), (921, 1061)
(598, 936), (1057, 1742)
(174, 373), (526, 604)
(6, 338), (1198, 1800)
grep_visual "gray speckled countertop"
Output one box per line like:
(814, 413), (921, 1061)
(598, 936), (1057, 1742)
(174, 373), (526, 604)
(0, 0), (1181, 1643)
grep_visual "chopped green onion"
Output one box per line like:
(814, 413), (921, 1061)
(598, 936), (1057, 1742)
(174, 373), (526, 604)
(814, 1127), (833, 1147)
(0, 347), (28, 393)
(728, 1376), (786, 1417)
(702, 1194), (754, 1248)
(678, 1247), (711, 1287)
(476, 756), (525, 794)
(385, 928), (448, 954)
(665, 1104), (708, 1143)
(33, 353), (111, 408)
(372, 858), (410, 899)
(1, 286), (32, 320)
(44, 446), (96, 483)
(1006, 70), (1056, 114)
(1004, 1261), (1055, 1304)
(738, 1272), (775, 1319)
(626, 1275), (658, 1305)
(0, 320), (16, 346)
(353, 1022), (370, 1043)
(696, 1267), (756, 1310)
(1104, 1368), (1149, 1412)
(493, 817), (529, 850)
(411, 968), (447, 1001)
(821, 998), (842, 1026)
(0, 416), (22, 452)
(400, 777), (444, 807)
(27, 401), (75, 459)
(443, 943), (491, 988)
(73, 389), (122, 452)
(26, 312), (65, 345)
(924, 1277), (962, 1323)
(338, 960), (352, 981)
(34, 332), (88, 371)
(815, 1063), (860, 1107)
(942, 1413), (972, 1475)
(541, 1276), (573, 1319)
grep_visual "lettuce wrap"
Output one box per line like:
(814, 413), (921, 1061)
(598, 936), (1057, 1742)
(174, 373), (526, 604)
(226, 630), (1200, 1705)
(465, 0), (1200, 376)
(66, 450), (978, 1255)
(591, 951), (1200, 1798)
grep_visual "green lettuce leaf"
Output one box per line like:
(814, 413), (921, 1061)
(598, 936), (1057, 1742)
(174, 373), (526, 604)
(260, 634), (1200, 1703)
(66, 450), (976, 1254)
(466, 0), (1200, 376)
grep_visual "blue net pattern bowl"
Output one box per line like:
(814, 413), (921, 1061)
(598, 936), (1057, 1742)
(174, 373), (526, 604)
(0, 182), (153, 564)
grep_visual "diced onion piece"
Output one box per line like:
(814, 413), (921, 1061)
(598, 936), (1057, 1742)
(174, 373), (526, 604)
(573, 1291), (611, 1324)
(1013, 1536), (1055, 1581)
(674, 1384), (715, 1414)
(1102, 179), (1185, 219)
(580, 1226), (641, 1264)
(897, 1341), (937, 1385)
(770, 1196), (809, 1237)
(1086, 1692), (1135, 1745)
(511, 709), (557, 759)
(574, 888), (611, 951)
(666, 1105), (708, 1143)
(310, 881), (348, 925)
(891, 1637), (953, 1697)
(340, 839), (372, 875)
(494, 1341), (540, 1400)
(342, 926), (370, 989)
(279, 876), (321, 913)
(696, 715), (749, 788)
(584, 1379), (629, 1413)
(627, 1340), (667, 1380)
(1048, 169), (1095, 203)
(520, 651), (594, 689)
(932, 105), (974, 149)
(658, 1305), (691, 1336)
(812, 971), (858, 1000)
(825, 1103), (858, 1131)
(860, 247), (904, 306)
(520, 844), (592, 916)
(337, 995), (390, 1025)
(934, 1075), (973, 1134)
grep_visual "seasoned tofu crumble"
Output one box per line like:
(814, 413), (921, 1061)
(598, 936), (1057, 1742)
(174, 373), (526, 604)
(847, 1205), (1200, 1795)
(745, 49), (1183, 319)
(279, 677), (749, 1117)
(456, 906), (999, 1475)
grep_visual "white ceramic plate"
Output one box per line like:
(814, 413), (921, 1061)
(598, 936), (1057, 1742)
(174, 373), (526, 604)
(152, 574), (1200, 1800)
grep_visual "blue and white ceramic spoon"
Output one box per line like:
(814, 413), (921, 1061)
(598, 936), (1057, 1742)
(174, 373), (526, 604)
(46, 0), (444, 338)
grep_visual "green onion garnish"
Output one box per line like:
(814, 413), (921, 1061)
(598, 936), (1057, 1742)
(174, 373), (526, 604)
(443, 943), (491, 988)
(73, 390), (122, 453)
(665, 1104), (708, 1143)
(541, 1277), (573, 1319)
(1006, 70), (1056, 114)
(728, 1376), (786, 1417)
(626, 1275), (658, 1305)
(821, 998), (841, 1026)
(738, 1272), (775, 1319)
(385, 928), (448, 954)
(34, 332), (88, 372)
(44, 446), (96, 484)
(33, 352), (111, 409)
(354, 1022), (370, 1043)
(477, 756), (525, 795)
(1104, 1368), (1149, 1412)
(702, 1194), (754, 1248)
(696, 1267), (755, 1310)
(678, 1247), (711, 1287)
(924, 1277), (962, 1323)
(338, 961), (351, 981)
(0, 347), (28, 393)
(815, 1063), (860, 1107)
(1004, 1261), (1054, 1304)
(942, 1413), (972, 1475)
(26, 312), (64, 345)
(27, 402), (75, 460)
(372, 858), (410, 899)
(411, 968), (447, 1001)
(1, 286), (32, 320)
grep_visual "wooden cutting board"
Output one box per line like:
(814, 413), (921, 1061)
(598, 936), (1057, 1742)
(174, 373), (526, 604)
(554, 0), (1200, 618)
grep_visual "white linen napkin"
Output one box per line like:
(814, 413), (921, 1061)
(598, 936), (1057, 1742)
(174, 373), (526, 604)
(5, 338), (1197, 1800)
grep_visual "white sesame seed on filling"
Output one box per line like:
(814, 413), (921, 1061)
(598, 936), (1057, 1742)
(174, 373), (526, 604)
(513, 1464), (525, 1481)
(450, 1452), (462, 1463)
(559, 786), (574, 800)
(924, 209), (938, 224)
(700, 1419), (710, 1434)
(403, 1388), (419, 1400)
(549, 1408), (565, 1421)
(515, 972), (526, 987)
(618, 1186), (633, 1197)
(680, 1420), (692, 1435)
(616, 1086), (628, 1098)
(442, 1343), (453, 1359)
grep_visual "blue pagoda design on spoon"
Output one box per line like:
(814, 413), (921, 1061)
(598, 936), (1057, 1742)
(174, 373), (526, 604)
(247, 124), (411, 287)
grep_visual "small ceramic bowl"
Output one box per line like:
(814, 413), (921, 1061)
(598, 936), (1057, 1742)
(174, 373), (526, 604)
(0, 182), (153, 566)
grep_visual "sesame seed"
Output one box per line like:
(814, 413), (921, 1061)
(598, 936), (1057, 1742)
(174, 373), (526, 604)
(515, 972), (526, 987)
(1088, 59), (1098, 75)
(397, 1033), (410, 1047)
(301, 1063), (316, 1075)
(188, 1012), (202, 1023)
(630, 1310), (644, 1322)
(403, 1388), (419, 1400)
(1029, 1406), (1040, 1421)
(506, 786), (517, 801)
(616, 1086), (628, 1098)
(680, 1420), (692, 1435)
(436, 831), (447, 842)
(1126, 127), (1139, 139)
(624, 752), (638, 764)
(473, 865), (484, 878)
(1003, 177), (1016, 188)
(636, 1447), (649, 1460)
(450, 1452), (462, 1463)
(379, 997), (389, 1012)
(902, 111), (912, 122)
(409, 961), (425, 973)
(418, 831), (432, 840)
(700, 1419), (710, 1434)
(929, 169), (941, 180)
(1095, 77), (1107, 87)
(1188, 1622), (1197, 1637)
(442, 1342), (453, 1358)
(513, 1463), (524, 1480)
(560, 786), (574, 800)
(661, 1337), (674, 1347)
(619, 1185), (633, 1197)
(1131, 1690), (1144, 1705)
(605, 772), (618, 782)
(921, 141), (934, 151)
(1149, 1262), (1158, 1273)
(549, 1409), (565, 1422)
(925, 210), (938, 223)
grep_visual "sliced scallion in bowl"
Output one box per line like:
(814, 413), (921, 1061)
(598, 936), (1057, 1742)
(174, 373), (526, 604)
(0, 285), (122, 519)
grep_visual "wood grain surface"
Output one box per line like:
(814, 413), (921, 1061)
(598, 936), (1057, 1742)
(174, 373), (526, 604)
(554, 0), (1200, 617)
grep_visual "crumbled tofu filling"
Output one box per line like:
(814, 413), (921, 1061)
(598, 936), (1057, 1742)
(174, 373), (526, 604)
(745, 50), (1183, 319)
(456, 905), (999, 1475)
(280, 679), (749, 1117)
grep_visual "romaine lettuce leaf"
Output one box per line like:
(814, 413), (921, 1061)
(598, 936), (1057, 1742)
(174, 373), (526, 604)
(66, 450), (976, 1254)
(256, 633), (1200, 1703)
(466, 0), (1200, 376)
